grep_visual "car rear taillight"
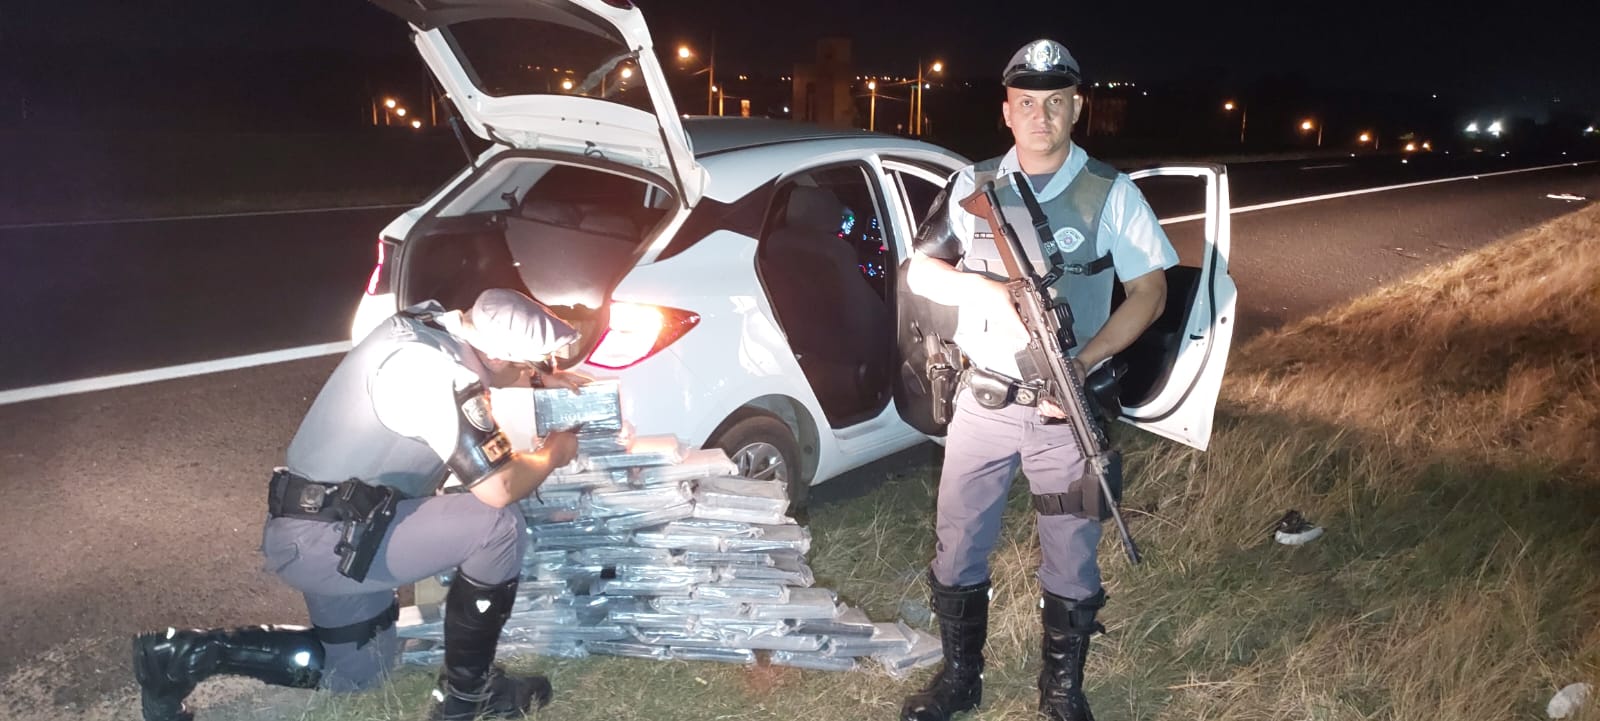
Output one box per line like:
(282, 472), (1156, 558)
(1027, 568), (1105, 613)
(365, 238), (391, 295)
(586, 302), (700, 370)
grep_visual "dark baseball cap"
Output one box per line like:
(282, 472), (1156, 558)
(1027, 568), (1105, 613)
(1002, 39), (1082, 90)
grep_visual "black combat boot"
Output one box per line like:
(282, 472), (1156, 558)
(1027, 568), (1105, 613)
(430, 571), (552, 721)
(1038, 590), (1106, 721)
(900, 575), (991, 721)
(132, 625), (324, 721)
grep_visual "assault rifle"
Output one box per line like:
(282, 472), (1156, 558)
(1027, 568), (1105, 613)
(958, 173), (1141, 564)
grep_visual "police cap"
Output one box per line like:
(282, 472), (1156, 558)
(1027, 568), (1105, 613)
(460, 288), (578, 364)
(1002, 39), (1082, 90)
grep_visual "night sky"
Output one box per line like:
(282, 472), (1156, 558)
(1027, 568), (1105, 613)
(7, 1), (1599, 118)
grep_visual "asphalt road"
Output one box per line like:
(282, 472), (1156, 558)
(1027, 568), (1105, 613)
(1, 152), (1598, 717)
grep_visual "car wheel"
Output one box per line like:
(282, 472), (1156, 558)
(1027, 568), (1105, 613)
(708, 414), (808, 520)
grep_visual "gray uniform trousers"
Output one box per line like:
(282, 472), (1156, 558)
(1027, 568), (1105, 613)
(260, 492), (527, 692)
(931, 387), (1103, 601)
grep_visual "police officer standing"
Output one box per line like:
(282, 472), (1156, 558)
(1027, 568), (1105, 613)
(900, 40), (1178, 721)
(132, 288), (587, 721)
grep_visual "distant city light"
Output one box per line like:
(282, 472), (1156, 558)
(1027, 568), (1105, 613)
(1301, 120), (1314, 131)
(783, 106), (790, 113)
(1223, 101), (1235, 110)
(383, 98), (397, 109)
(677, 46), (692, 59)
(1488, 120), (1503, 136)
(1465, 122), (1479, 133)
(931, 61), (944, 73)
(1404, 142), (1417, 152)
(561, 79), (574, 90)
(410, 120), (421, 129)
(1586, 125), (1596, 134)
(621, 67), (633, 79)
(395, 107), (407, 117)
(1422, 141), (1432, 150)
(1359, 132), (1371, 143)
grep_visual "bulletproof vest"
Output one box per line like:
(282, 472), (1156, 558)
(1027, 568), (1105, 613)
(962, 154), (1117, 354)
(285, 304), (493, 499)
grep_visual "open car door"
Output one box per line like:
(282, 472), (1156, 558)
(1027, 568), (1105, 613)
(1111, 164), (1236, 450)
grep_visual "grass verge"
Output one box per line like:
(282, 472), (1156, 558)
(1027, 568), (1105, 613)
(206, 203), (1600, 720)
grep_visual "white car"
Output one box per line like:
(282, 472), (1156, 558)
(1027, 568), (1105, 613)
(354, 0), (1238, 509)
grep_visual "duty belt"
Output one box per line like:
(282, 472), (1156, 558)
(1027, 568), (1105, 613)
(267, 469), (348, 521)
(959, 367), (1042, 409)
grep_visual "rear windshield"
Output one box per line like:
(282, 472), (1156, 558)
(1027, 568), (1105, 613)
(446, 15), (654, 115)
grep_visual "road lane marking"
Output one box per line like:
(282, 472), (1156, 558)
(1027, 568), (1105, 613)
(0, 204), (414, 231)
(1159, 160), (1597, 226)
(5, 159), (1596, 404)
(0, 341), (352, 406)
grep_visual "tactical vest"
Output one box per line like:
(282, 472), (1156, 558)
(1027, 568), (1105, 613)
(285, 303), (493, 499)
(961, 154), (1118, 360)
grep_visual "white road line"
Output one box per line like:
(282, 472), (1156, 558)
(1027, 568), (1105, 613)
(5, 159), (1596, 405)
(1159, 160), (1597, 226)
(0, 341), (352, 406)
(0, 203), (414, 231)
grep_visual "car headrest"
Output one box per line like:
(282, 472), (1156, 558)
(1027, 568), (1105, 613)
(784, 186), (844, 234)
(517, 198), (581, 227)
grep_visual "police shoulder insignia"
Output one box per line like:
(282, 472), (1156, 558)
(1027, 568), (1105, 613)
(461, 394), (495, 432)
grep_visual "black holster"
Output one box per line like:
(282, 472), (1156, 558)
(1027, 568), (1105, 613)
(268, 469), (401, 583)
(925, 334), (962, 425)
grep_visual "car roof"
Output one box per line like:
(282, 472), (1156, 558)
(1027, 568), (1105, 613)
(684, 117), (918, 158)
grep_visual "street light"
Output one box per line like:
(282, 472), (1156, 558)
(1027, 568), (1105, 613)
(1301, 118), (1322, 147)
(1223, 100), (1246, 144)
(867, 80), (878, 132)
(677, 40), (717, 115)
(911, 59), (944, 136)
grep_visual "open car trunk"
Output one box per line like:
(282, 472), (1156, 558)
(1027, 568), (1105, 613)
(394, 153), (677, 366)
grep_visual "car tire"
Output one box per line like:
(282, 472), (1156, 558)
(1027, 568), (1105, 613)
(708, 414), (808, 521)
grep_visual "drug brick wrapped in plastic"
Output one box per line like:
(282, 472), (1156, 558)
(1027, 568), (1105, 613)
(722, 524), (811, 554)
(531, 532), (632, 551)
(670, 647), (756, 665)
(586, 483), (694, 516)
(693, 581), (789, 603)
(651, 596), (748, 620)
(601, 504), (695, 532)
(519, 490), (585, 523)
(796, 606), (876, 638)
(719, 561), (815, 588)
(873, 625), (943, 678)
(533, 380), (623, 435)
(746, 587), (837, 620)
(770, 650), (860, 672)
(632, 447), (739, 485)
(570, 546), (674, 566)
(539, 468), (631, 493)
(586, 641), (672, 661)
(584, 434), (686, 471)
(694, 477), (790, 515)
(825, 621), (915, 657)
(691, 502), (790, 526)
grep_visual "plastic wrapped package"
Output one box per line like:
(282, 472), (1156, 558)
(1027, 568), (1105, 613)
(690, 503), (790, 526)
(533, 381), (623, 435)
(587, 641), (672, 660)
(504, 622), (628, 643)
(632, 530), (724, 553)
(571, 546), (674, 566)
(515, 578), (572, 598)
(796, 606), (875, 638)
(531, 518), (605, 539)
(873, 626), (942, 679)
(632, 447), (738, 485)
(670, 647), (756, 665)
(681, 550), (775, 567)
(651, 597), (748, 620)
(693, 581), (789, 603)
(532, 533), (632, 550)
(584, 435), (686, 471)
(539, 469), (631, 492)
(718, 562), (814, 588)
(400, 638), (444, 666)
(607, 609), (700, 632)
(519, 490), (586, 522)
(723, 525), (811, 554)
(587, 483), (693, 516)
(506, 604), (577, 626)
(497, 639), (588, 659)
(746, 587), (838, 620)
(770, 650), (860, 672)
(662, 519), (762, 538)
(615, 564), (718, 586)
(601, 504), (695, 532)
(694, 477), (790, 514)
(825, 621), (914, 657)
(592, 576), (696, 597)
(512, 588), (563, 613)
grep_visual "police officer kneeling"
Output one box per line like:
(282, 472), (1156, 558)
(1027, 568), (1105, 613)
(132, 288), (587, 721)
(900, 40), (1178, 721)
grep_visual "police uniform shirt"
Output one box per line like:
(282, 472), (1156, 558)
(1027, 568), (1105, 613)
(943, 143), (1178, 379)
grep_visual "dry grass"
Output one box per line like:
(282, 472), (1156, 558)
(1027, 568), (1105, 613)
(123, 204), (1600, 720)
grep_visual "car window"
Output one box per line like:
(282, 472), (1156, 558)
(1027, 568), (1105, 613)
(762, 164), (893, 299)
(893, 171), (944, 235)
